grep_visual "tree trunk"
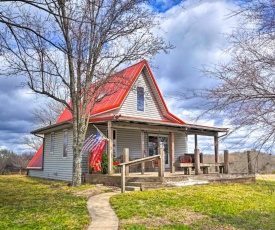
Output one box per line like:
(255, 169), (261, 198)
(72, 116), (87, 187)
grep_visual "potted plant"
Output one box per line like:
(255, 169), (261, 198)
(101, 153), (108, 174)
(100, 153), (119, 174)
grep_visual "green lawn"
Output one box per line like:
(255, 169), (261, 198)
(0, 175), (94, 230)
(110, 180), (275, 230)
(1, 175), (275, 230)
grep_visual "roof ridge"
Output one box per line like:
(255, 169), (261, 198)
(112, 59), (146, 76)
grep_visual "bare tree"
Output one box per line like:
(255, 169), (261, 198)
(32, 99), (66, 128)
(0, 150), (9, 174)
(21, 134), (42, 151)
(0, 0), (172, 186)
(11, 153), (33, 174)
(198, 0), (275, 152)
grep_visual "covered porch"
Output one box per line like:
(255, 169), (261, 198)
(87, 118), (229, 177)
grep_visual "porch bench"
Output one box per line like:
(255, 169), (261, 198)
(173, 163), (211, 175)
(217, 163), (225, 173)
(173, 163), (194, 175)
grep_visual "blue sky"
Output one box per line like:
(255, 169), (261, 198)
(0, 0), (250, 154)
(149, 0), (183, 12)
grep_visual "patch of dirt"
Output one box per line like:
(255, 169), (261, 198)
(73, 184), (120, 198)
(120, 209), (204, 228)
(119, 209), (237, 229)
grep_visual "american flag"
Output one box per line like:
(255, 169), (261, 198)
(82, 129), (108, 173)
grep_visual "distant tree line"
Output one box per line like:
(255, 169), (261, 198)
(204, 151), (275, 174)
(0, 149), (34, 174)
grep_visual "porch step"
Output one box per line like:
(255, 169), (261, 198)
(125, 185), (140, 192)
(125, 181), (164, 191)
(140, 182), (164, 191)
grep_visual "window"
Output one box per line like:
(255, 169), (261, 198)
(63, 130), (68, 157)
(137, 87), (144, 111)
(96, 93), (106, 103)
(50, 133), (54, 154)
(113, 130), (117, 157)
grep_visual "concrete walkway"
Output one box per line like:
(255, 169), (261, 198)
(87, 192), (120, 230)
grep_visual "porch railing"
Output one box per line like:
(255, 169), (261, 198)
(117, 148), (164, 193)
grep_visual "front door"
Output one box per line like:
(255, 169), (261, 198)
(148, 134), (169, 168)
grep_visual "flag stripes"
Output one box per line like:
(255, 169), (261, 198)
(81, 127), (108, 173)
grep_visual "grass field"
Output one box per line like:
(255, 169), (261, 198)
(0, 175), (107, 230)
(110, 178), (275, 230)
(1, 175), (275, 230)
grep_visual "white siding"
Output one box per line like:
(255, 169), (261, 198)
(119, 71), (165, 120)
(116, 128), (142, 159)
(28, 129), (74, 182)
(174, 133), (188, 162)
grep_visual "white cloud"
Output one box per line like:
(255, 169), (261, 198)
(151, 0), (259, 153)
(0, 0), (259, 154)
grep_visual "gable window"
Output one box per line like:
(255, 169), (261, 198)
(137, 87), (144, 111)
(50, 133), (54, 154)
(63, 130), (68, 158)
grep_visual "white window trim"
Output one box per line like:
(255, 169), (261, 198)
(137, 86), (145, 112)
(50, 132), (55, 154)
(63, 129), (68, 158)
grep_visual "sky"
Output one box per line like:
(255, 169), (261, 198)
(0, 0), (252, 154)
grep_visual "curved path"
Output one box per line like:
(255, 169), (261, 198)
(87, 191), (120, 230)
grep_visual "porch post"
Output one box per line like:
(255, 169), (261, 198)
(224, 150), (229, 174)
(123, 148), (130, 176)
(194, 134), (198, 153)
(194, 148), (200, 175)
(247, 150), (252, 174)
(158, 147), (164, 177)
(214, 133), (219, 172)
(194, 134), (200, 175)
(107, 121), (114, 175)
(141, 130), (145, 175)
(169, 132), (175, 173)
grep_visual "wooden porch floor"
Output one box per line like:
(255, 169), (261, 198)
(85, 171), (255, 188)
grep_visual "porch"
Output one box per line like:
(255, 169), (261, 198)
(88, 119), (229, 175)
(86, 119), (245, 192)
(85, 171), (255, 191)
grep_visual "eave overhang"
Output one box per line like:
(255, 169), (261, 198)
(31, 121), (73, 135)
(90, 116), (228, 136)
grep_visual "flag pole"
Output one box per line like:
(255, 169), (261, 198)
(93, 124), (109, 141)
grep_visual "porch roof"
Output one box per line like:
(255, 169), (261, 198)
(90, 115), (228, 136)
(30, 121), (72, 135)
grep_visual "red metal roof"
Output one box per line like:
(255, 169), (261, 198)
(56, 60), (185, 124)
(28, 60), (186, 170)
(27, 145), (43, 169)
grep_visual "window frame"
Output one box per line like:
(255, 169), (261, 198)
(50, 132), (55, 154)
(63, 130), (68, 158)
(137, 86), (145, 112)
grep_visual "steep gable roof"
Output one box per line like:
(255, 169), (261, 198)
(57, 60), (184, 124)
(27, 145), (43, 169)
